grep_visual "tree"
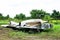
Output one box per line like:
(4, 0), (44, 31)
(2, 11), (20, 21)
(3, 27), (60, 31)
(0, 13), (3, 19)
(19, 13), (26, 19)
(30, 9), (47, 19)
(3, 15), (10, 20)
(51, 10), (60, 19)
(44, 13), (51, 22)
(14, 13), (26, 20)
(0, 13), (2, 16)
(6, 15), (9, 19)
(14, 14), (19, 19)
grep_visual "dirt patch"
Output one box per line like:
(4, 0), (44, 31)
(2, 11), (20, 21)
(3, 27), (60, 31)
(0, 28), (21, 40)
(0, 27), (60, 40)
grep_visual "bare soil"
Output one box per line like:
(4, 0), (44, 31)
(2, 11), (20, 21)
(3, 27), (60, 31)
(0, 27), (60, 40)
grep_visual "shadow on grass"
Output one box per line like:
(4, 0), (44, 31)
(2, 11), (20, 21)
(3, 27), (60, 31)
(5, 26), (53, 34)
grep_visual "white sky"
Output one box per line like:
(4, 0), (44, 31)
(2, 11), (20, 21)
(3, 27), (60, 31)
(0, 0), (60, 18)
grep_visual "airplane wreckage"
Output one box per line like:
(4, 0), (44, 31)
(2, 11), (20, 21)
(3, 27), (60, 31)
(1, 19), (52, 32)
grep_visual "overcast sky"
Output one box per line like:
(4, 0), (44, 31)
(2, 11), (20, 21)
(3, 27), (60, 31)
(0, 0), (60, 18)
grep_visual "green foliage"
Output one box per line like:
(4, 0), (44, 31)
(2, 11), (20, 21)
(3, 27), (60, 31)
(5, 15), (9, 19)
(14, 13), (26, 20)
(51, 10), (60, 19)
(0, 9), (60, 20)
(0, 13), (3, 19)
(44, 14), (51, 22)
(0, 13), (11, 20)
(30, 9), (48, 19)
(0, 13), (2, 16)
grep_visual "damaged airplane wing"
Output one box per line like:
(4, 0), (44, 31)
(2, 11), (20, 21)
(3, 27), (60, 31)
(1, 19), (53, 29)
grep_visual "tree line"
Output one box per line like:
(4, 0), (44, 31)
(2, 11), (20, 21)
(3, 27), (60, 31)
(0, 13), (10, 20)
(0, 9), (60, 21)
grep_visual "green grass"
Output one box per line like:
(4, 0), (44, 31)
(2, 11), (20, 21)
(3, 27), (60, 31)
(0, 20), (9, 25)
(0, 19), (22, 25)
(0, 20), (60, 39)
(7, 24), (60, 39)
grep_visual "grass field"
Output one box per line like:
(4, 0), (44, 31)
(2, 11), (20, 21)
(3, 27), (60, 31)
(0, 20), (60, 40)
